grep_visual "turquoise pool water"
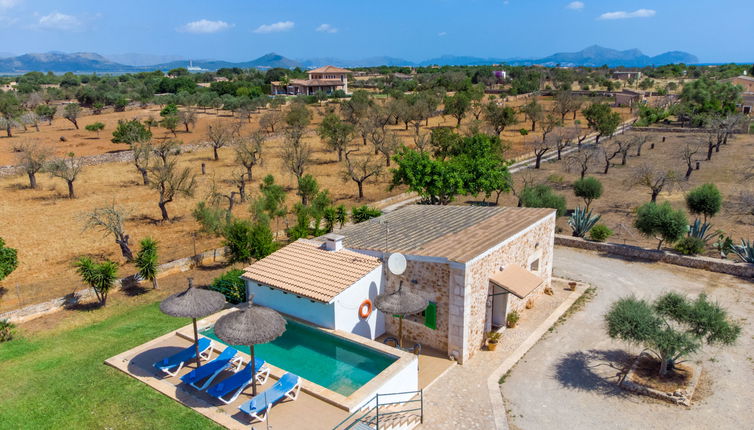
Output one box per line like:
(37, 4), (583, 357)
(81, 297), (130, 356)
(201, 319), (395, 396)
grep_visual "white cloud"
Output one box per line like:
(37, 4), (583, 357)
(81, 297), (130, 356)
(253, 20), (294, 34)
(0, 0), (21, 9)
(437, 31), (447, 37)
(566, 1), (584, 10)
(37, 12), (82, 31)
(179, 19), (232, 34)
(315, 23), (337, 33)
(598, 9), (656, 20)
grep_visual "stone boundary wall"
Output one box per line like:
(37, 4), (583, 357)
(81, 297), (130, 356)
(631, 126), (746, 134)
(554, 234), (754, 278)
(0, 140), (213, 177)
(0, 246), (228, 323)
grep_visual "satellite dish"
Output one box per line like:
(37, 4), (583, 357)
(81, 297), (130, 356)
(387, 253), (407, 276)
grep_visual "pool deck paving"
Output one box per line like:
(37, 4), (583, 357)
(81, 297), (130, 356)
(417, 278), (584, 430)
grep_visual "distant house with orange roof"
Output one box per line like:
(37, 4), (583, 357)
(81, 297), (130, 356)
(270, 65), (351, 96)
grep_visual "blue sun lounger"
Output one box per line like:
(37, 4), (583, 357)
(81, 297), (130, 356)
(180, 346), (243, 390)
(206, 357), (270, 405)
(239, 373), (301, 423)
(153, 337), (213, 377)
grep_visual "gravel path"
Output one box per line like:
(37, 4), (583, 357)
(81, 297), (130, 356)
(501, 247), (754, 430)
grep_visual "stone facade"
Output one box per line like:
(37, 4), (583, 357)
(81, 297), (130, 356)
(383, 259), (450, 353)
(380, 213), (556, 364)
(459, 213), (555, 363)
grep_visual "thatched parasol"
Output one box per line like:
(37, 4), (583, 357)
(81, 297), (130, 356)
(214, 297), (286, 396)
(160, 278), (226, 367)
(375, 280), (428, 348)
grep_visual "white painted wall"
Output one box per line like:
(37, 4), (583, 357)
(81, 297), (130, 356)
(246, 281), (335, 328)
(352, 356), (420, 411)
(332, 266), (385, 340)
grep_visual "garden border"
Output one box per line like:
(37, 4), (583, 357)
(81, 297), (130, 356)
(554, 234), (754, 278)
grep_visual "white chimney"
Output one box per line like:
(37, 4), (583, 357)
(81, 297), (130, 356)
(323, 233), (345, 251)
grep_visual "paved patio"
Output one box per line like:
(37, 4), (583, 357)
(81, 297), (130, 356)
(418, 279), (582, 429)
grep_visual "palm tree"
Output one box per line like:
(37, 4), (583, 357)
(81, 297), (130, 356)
(135, 237), (159, 289)
(74, 257), (118, 306)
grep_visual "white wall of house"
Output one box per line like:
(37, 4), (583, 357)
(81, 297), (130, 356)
(354, 356), (419, 410)
(332, 266), (385, 340)
(246, 281), (336, 328)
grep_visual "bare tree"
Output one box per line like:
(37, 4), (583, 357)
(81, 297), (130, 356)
(280, 131), (312, 181)
(626, 164), (680, 203)
(527, 136), (552, 169)
(680, 139), (703, 179)
(632, 134), (649, 157)
(16, 142), (51, 189)
(230, 168), (247, 202)
(728, 190), (754, 217)
(234, 132), (264, 181)
(565, 148), (596, 179)
(259, 110), (283, 133)
(600, 142), (622, 174)
(413, 129), (430, 153)
(132, 141), (153, 185)
(551, 126), (578, 160)
(206, 120), (236, 161)
(20, 112), (40, 132)
(370, 129), (401, 167)
(342, 149), (382, 199)
(540, 113), (561, 143)
(153, 139), (181, 164)
(615, 138), (634, 166)
(47, 152), (83, 198)
(148, 153), (197, 221)
(82, 204), (134, 261)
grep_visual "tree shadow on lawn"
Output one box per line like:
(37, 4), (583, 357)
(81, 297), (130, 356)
(554, 349), (634, 398)
(120, 276), (151, 297)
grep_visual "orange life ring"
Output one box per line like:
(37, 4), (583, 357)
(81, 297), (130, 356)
(359, 300), (373, 319)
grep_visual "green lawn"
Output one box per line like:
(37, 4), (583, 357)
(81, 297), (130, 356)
(0, 302), (221, 430)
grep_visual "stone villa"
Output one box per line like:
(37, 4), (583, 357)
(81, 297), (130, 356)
(270, 65), (351, 96)
(242, 205), (555, 364)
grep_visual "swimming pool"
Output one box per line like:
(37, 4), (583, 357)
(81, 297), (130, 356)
(201, 319), (396, 396)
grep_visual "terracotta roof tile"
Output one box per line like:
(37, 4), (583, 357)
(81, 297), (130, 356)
(308, 65), (352, 74)
(241, 240), (381, 303)
(327, 205), (554, 263)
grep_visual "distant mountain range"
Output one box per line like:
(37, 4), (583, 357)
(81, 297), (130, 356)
(0, 46), (700, 74)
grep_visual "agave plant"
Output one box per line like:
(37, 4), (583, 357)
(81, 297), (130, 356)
(568, 207), (601, 238)
(732, 239), (754, 263)
(687, 218), (717, 244)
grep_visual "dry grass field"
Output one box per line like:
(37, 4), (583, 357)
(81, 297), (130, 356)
(481, 130), (754, 251)
(0, 95), (631, 311)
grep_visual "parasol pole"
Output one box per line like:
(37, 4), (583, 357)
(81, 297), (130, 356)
(251, 344), (257, 396)
(192, 318), (202, 367)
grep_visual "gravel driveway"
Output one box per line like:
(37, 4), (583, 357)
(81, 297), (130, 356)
(500, 247), (754, 430)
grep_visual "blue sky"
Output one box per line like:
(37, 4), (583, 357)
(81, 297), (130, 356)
(0, 0), (752, 63)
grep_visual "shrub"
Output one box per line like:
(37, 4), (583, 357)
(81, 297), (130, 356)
(351, 205), (382, 223)
(0, 237), (18, 281)
(674, 236), (706, 255)
(589, 223), (613, 242)
(572, 176), (603, 211)
(519, 184), (566, 216)
(547, 174), (564, 184)
(519, 128), (529, 136)
(209, 269), (246, 304)
(0, 319), (15, 342)
(506, 310), (520, 328)
(685, 183), (722, 222)
(192, 201), (229, 236)
(634, 201), (688, 249)
(223, 219), (277, 263)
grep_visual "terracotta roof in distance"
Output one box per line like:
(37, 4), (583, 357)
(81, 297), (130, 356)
(242, 239), (381, 303)
(308, 65), (352, 74)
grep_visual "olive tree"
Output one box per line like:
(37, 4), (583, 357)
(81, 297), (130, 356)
(606, 292), (740, 377)
(234, 132), (264, 181)
(148, 151), (197, 221)
(634, 201), (688, 249)
(82, 204), (134, 261)
(46, 152), (83, 198)
(63, 103), (81, 129)
(16, 143), (51, 189)
(627, 164), (680, 203)
(343, 149), (382, 199)
(206, 120), (236, 161)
